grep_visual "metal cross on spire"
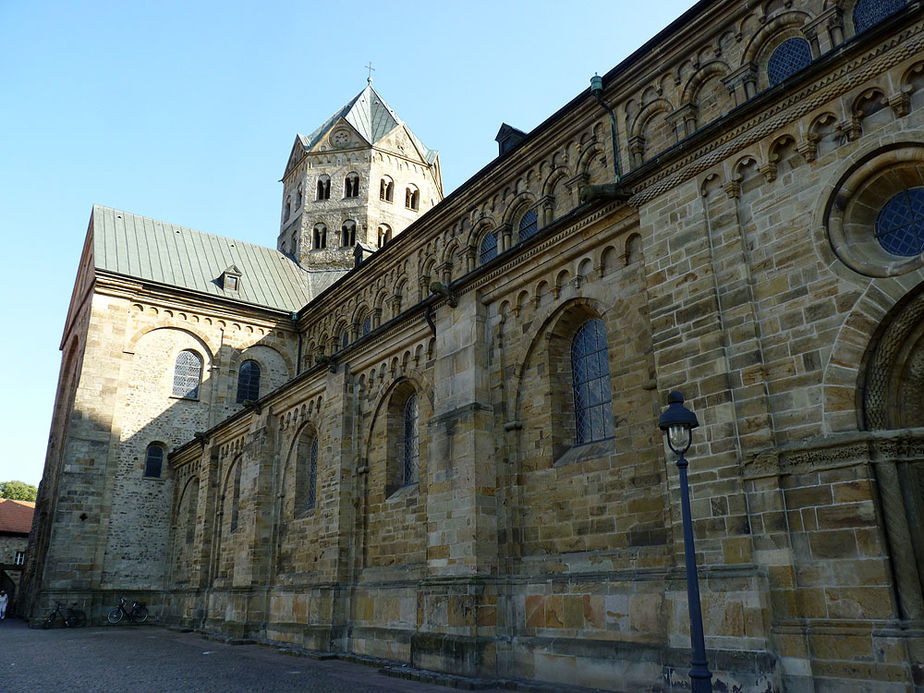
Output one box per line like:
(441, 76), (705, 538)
(365, 62), (375, 85)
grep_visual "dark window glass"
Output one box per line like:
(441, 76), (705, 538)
(479, 232), (497, 266)
(236, 360), (261, 403)
(518, 209), (538, 242)
(853, 0), (906, 33)
(306, 437), (318, 510)
(361, 316), (371, 337)
(876, 187), (924, 256)
(571, 319), (614, 445)
(341, 331), (349, 350)
(172, 350), (202, 399)
(767, 38), (812, 87)
(144, 444), (164, 478)
(403, 395), (419, 485)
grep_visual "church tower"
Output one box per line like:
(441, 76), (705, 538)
(278, 83), (443, 269)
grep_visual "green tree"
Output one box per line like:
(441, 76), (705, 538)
(0, 481), (37, 501)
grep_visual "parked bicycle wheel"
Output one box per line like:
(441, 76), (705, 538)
(68, 609), (87, 627)
(107, 607), (123, 624)
(41, 612), (55, 629)
(131, 605), (148, 623)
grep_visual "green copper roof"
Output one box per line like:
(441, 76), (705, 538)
(300, 85), (437, 164)
(91, 205), (344, 312)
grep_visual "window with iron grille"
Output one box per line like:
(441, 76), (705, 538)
(518, 208), (538, 242)
(876, 188), (924, 256)
(479, 232), (498, 265)
(144, 443), (165, 478)
(236, 360), (261, 403)
(172, 350), (202, 399)
(571, 319), (615, 445)
(766, 38), (812, 87)
(403, 394), (419, 485)
(853, 0), (905, 33)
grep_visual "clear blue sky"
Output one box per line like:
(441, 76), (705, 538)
(0, 0), (697, 487)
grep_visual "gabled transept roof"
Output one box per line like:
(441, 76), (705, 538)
(90, 205), (345, 312)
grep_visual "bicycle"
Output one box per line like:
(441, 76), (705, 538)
(41, 601), (86, 629)
(107, 597), (148, 624)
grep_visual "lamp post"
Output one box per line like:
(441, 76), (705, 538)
(658, 391), (713, 693)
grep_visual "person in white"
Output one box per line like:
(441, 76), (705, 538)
(0, 590), (8, 620)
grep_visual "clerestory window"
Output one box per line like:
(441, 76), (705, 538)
(172, 350), (203, 399)
(144, 443), (165, 478)
(236, 360), (261, 404)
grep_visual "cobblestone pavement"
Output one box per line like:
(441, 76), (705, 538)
(0, 618), (512, 693)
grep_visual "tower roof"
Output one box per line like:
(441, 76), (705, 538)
(296, 85), (438, 164)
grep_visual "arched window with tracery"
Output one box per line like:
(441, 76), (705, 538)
(313, 223), (327, 249)
(403, 394), (419, 485)
(172, 350), (203, 399)
(144, 443), (165, 478)
(380, 176), (394, 202)
(236, 360), (261, 403)
(853, 0), (906, 33)
(518, 208), (538, 243)
(317, 175), (331, 200)
(571, 318), (615, 445)
(766, 38), (812, 87)
(479, 231), (498, 266)
(341, 220), (356, 247)
(345, 172), (360, 198)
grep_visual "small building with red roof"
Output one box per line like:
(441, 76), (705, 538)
(0, 499), (35, 610)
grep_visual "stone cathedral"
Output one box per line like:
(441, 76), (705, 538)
(22, 1), (924, 690)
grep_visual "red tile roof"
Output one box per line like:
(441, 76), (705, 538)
(0, 499), (35, 535)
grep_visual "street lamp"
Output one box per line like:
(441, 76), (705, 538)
(658, 391), (713, 693)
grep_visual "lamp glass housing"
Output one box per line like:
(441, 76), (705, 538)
(668, 423), (690, 453)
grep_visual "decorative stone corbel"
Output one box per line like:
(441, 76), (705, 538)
(628, 135), (646, 168)
(722, 180), (741, 200)
(889, 85), (913, 118)
(668, 103), (698, 139)
(759, 162), (778, 183)
(836, 115), (862, 142)
(796, 136), (819, 163)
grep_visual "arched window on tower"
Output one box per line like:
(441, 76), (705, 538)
(317, 175), (331, 200)
(313, 223), (327, 249)
(345, 172), (360, 198)
(283, 196), (291, 222)
(341, 220), (356, 247)
(853, 0), (906, 34)
(236, 360), (261, 403)
(518, 208), (538, 243)
(380, 176), (394, 202)
(479, 231), (498, 266)
(571, 318), (615, 445)
(172, 350), (203, 399)
(377, 224), (392, 248)
(766, 38), (812, 87)
(296, 184), (302, 207)
(144, 443), (165, 478)
(405, 185), (419, 211)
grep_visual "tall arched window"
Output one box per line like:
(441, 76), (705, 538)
(144, 443), (165, 478)
(228, 459), (242, 533)
(518, 208), (538, 243)
(766, 38), (812, 87)
(479, 232), (498, 266)
(403, 394), (419, 485)
(172, 350), (203, 399)
(571, 319), (614, 445)
(317, 175), (331, 200)
(295, 184), (303, 207)
(236, 360), (261, 403)
(853, 0), (905, 33)
(313, 223), (327, 249)
(295, 429), (319, 511)
(380, 176), (394, 202)
(283, 196), (291, 222)
(361, 315), (372, 337)
(405, 185), (419, 211)
(341, 220), (356, 247)
(340, 329), (349, 351)
(345, 172), (360, 198)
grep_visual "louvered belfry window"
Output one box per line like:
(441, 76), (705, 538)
(518, 209), (538, 242)
(571, 319), (615, 445)
(173, 350), (203, 399)
(479, 232), (498, 266)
